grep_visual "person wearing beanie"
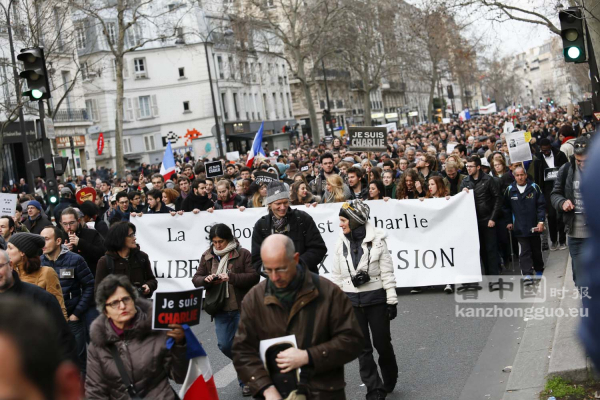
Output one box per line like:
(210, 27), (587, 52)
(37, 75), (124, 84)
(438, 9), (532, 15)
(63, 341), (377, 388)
(559, 124), (577, 158)
(250, 180), (327, 274)
(6, 233), (68, 320)
(53, 186), (78, 223)
(23, 200), (53, 234)
(332, 199), (398, 400)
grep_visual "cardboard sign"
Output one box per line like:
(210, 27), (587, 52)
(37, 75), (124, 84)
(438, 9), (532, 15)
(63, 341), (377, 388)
(506, 131), (532, 163)
(544, 167), (559, 181)
(524, 132), (532, 143)
(206, 161), (224, 178)
(254, 171), (278, 185)
(226, 151), (240, 161)
(348, 127), (387, 152)
(152, 288), (203, 330)
(75, 187), (96, 204)
(446, 142), (458, 154)
(270, 149), (282, 157)
(0, 194), (18, 216)
(300, 165), (310, 172)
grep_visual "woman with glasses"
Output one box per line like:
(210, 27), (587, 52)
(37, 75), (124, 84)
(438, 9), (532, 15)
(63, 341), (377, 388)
(86, 274), (188, 399)
(192, 223), (258, 397)
(94, 222), (157, 298)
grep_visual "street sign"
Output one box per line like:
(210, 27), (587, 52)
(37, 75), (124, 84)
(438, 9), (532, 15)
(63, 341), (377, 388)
(97, 133), (104, 155)
(593, 112), (600, 121)
(45, 117), (55, 139)
(88, 125), (101, 135)
(348, 126), (387, 152)
(205, 160), (224, 178)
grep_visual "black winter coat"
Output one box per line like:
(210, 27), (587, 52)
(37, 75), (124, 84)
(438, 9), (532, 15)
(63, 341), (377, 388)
(460, 172), (502, 222)
(53, 197), (78, 222)
(551, 159), (579, 233)
(214, 194), (247, 210)
(503, 181), (546, 237)
(146, 202), (171, 214)
(1, 271), (77, 364)
(41, 246), (95, 319)
(534, 147), (569, 197)
(180, 192), (214, 212)
(64, 226), (106, 276)
(24, 214), (53, 234)
(95, 249), (158, 296)
(251, 208), (327, 274)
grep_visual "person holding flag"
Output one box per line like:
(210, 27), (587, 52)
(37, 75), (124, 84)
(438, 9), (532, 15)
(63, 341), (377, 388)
(160, 141), (177, 181)
(246, 122), (265, 168)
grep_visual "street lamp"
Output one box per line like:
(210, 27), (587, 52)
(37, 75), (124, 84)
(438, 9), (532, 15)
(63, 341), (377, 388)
(0, 0), (34, 191)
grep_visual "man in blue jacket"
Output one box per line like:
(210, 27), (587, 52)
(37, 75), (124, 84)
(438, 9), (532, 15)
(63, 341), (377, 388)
(503, 165), (546, 285)
(40, 225), (95, 373)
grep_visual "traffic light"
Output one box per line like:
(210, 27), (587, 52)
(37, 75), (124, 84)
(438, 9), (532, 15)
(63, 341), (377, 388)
(27, 158), (46, 178)
(46, 175), (59, 205)
(447, 85), (454, 99)
(323, 109), (332, 124)
(17, 47), (51, 101)
(53, 156), (69, 176)
(559, 7), (587, 63)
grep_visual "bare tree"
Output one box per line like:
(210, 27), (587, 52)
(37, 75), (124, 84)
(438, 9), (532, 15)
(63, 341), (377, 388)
(69, 0), (190, 177)
(480, 49), (522, 108)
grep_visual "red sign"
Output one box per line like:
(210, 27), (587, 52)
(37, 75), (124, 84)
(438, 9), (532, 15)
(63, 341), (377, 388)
(75, 187), (96, 205)
(97, 133), (104, 155)
(594, 112), (600, 121)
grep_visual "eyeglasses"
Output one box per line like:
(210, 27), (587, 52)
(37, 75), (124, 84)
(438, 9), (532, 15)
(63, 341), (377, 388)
(574, 143), (587, 149)
(105, 296), (133, 309)
(61, 221), (78, 227)
(127, 232), (136, 238)
(0, 262), (9, 268)
(119, 201), (129, 205)
(262, 265), (289, 276)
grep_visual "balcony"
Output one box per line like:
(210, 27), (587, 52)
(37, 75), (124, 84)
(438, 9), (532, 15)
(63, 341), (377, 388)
(53, 109), (90, 122)
(350, 80), (364, 90)
(315, 68), (351, 81)
(382, 81), (406, 93)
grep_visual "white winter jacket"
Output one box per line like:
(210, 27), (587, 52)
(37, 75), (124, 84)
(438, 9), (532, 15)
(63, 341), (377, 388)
(331, 222), (398, 305)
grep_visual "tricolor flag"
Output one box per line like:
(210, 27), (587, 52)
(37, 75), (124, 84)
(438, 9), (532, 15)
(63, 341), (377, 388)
(458, 109), (471, 121)
(246, 121), (265, 167)
(178, 325), (219, 400)
(160, 141), (176, 181)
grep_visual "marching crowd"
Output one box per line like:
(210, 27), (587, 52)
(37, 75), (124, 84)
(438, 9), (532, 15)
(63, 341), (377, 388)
(0, 105), (596, 400)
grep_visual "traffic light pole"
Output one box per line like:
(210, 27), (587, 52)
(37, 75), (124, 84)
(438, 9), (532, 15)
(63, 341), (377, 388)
(322, 59), (332, 136)
(586, 23), (600, 113)
(38, 100), (59, 215)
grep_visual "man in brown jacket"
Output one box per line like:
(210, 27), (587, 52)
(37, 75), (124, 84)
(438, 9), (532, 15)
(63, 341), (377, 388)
(233, 234), (364, 400)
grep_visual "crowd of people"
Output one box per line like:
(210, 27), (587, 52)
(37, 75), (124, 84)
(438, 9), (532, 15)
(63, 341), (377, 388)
(0, 105), (595, 400)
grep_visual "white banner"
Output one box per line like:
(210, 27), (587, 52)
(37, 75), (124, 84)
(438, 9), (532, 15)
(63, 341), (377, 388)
(479, 103), (497, 115)
(132, 192), (482, 292)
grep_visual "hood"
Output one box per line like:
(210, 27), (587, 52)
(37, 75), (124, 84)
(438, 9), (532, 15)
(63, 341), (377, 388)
(339, 221), (385, 242)
(89, 298), (154, 346)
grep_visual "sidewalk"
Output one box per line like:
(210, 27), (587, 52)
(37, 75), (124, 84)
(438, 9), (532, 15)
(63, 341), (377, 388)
(503, 250), (590, 400)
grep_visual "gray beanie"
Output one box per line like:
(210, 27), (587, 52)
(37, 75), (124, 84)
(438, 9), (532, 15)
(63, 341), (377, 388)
(339, 199), (370, 231)
(8, 233), (46, 258)
(265, 181), (289, 205)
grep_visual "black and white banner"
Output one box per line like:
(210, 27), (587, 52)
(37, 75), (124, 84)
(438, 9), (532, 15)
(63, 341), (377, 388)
(132, 192), (482, 292)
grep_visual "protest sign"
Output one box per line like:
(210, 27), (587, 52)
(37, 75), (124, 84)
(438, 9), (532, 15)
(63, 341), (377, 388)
(506, 130), (532, 163)
(253, 171), (278, 185)
(503, 122), (514, 134)
(152, 288), (203, 330)
(446, 142), (458, 154)
(524, 132), (532, 143)
(376, 122), (397, 133)
(0, 194), (17, 216)
(348, 127), (387, 152)
(226, 151), (240, 161)
(544, 168), (559, 181)
(132, 192), (482, 292)
(205, 161), (224, 178)
(76, 187), (96, 204)
(479, 103), (497, 115)
(442, 118), (451, 124)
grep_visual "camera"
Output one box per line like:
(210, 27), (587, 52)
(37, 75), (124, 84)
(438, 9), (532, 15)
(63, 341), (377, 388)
(212, 274), (222, 281)
(351, 271), (371, 288)
(135, 285), (146, 297)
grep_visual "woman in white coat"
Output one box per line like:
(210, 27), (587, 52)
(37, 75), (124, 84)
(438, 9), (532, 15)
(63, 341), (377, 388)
(332, 199), (399, 400)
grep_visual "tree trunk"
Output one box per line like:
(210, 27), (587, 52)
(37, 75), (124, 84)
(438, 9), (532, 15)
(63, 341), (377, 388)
(428, 64), (438, 122)
(115, 0), (125, 178)
(296, 55), (320, 143)
(363, 87), (372, 126)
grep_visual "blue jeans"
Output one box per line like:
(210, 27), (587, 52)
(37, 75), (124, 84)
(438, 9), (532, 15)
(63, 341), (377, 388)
(214, 310), (240, 360)
(68, 320), (87, 374)
(567, 236), (587, 287)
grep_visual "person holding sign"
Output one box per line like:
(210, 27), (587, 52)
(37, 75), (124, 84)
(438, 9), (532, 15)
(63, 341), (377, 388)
(86, 275), (188, 399)
(534, 138), (568, 251)
(192, 224), (259, 397)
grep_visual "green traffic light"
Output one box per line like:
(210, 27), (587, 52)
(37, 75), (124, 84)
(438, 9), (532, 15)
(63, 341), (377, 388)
(49, 195), (58, 204)
(567, 46), (581, 60)
(31, 89), (44, 99)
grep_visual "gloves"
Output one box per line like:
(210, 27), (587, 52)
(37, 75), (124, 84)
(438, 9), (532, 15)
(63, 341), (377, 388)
(387, 304), (397, 321)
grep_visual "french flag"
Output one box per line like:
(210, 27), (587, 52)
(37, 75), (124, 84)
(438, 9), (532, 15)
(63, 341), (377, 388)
(177, 325), (219, 400)
(246, 121), (265, 167)
(160, 140), (176, 181)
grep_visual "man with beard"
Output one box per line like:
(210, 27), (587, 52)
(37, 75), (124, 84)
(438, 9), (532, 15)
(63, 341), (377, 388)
(347, 166), (369, 200)
(144, 189), (171, 214)
(310, 152), (343, 197)
(23, 201), (52, 235)
(212, 180), (247, 210)
(180, 179), (214, 212)
(0, 216), (16, 242)
(251, 181), (327, 274)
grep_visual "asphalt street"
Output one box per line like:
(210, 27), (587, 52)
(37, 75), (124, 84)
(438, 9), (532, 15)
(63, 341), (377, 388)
(174, 252), (551, 400)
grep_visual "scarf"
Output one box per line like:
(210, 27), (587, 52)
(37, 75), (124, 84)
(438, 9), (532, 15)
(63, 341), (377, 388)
(271, 210), (289, 234)
(212, 240), (238, 298)
(268, 263), (305, 310)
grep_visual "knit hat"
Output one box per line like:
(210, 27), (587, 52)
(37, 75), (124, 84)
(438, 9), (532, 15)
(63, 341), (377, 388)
(27, 200), (42, 212)
(339, 199), (370, 231)
(60, 187), (73, 196)
(265, 181), (289, 205)
(8, 233), (46, 258)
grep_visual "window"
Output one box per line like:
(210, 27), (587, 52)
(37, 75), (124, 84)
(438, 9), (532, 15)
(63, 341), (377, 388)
(81, 62), (89, 80)
(228, 56), (235, 79)
(263, 93), (268, 119)
(217, 56), (224, 79)
(106, 22), (117, 45)
(255, 93), (260, 120)
(75, 23), (86, 49)
(136, 95), (158, 119)
(134, 58), (147, 78)
(221, 92), (228, 121)
(266, 0), (274, 7)
(127, 23), (142, 47)
(144, 134), (156, 151)
(123, 98), (134, 121)
(175, 27), (184, 43)
(268, 63), (273, 84)
(244, 93), (249, 120)
(183, 101), (190, 112)
(178, 67), (185, 78)
(233, 93), (239, 119)
(280, 93), (285, 117)
(250, 62), (255, 82)
(258, 63), (263, 84)
(85, 99), (100, 122)
(272, 93), (278, 119)
(287, 93), (293, 116)
(123, 137), (132, 154)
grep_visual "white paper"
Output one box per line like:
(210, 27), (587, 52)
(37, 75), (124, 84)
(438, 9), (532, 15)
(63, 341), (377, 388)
(226, 151), (240, 161)
(446, 142), (458, 154)
(503, 122), (514, 134)
(0, 194), (18, 216)
(259, 335), (298, 371)
(506, 130), (532, 163)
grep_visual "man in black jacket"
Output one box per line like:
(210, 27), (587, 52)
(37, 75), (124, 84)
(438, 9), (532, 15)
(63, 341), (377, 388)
(0, 253), (77, 367)
(180, 179), (214, 212)
(53, 187), (78, 223)
(534, 138), (569, 250)
(145, 189), (171, 214)
(461, 156), (503, 281)
(251, 181), (327, 274)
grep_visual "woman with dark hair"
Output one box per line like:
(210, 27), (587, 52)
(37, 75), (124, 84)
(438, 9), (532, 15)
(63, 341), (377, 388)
(368, 180), (385, 200)
(290, 180), (320, 205)
(7, 232), (68, 319)
(369, 167), (382, 184)
(86, 275), (188, 399)
(192, 224), (258, 397)
(395, 169), (425, 199)
(94, 222), (157, 297)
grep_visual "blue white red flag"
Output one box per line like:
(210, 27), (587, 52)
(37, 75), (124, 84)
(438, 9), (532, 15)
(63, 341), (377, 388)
(246, 122), (265, 167)
(177, 325), (219, 400)
(160, 140), (177, 181)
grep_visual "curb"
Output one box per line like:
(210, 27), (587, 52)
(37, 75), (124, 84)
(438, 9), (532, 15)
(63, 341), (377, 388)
(546, 254), (589, 382)
(503, 250), (568, 400)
